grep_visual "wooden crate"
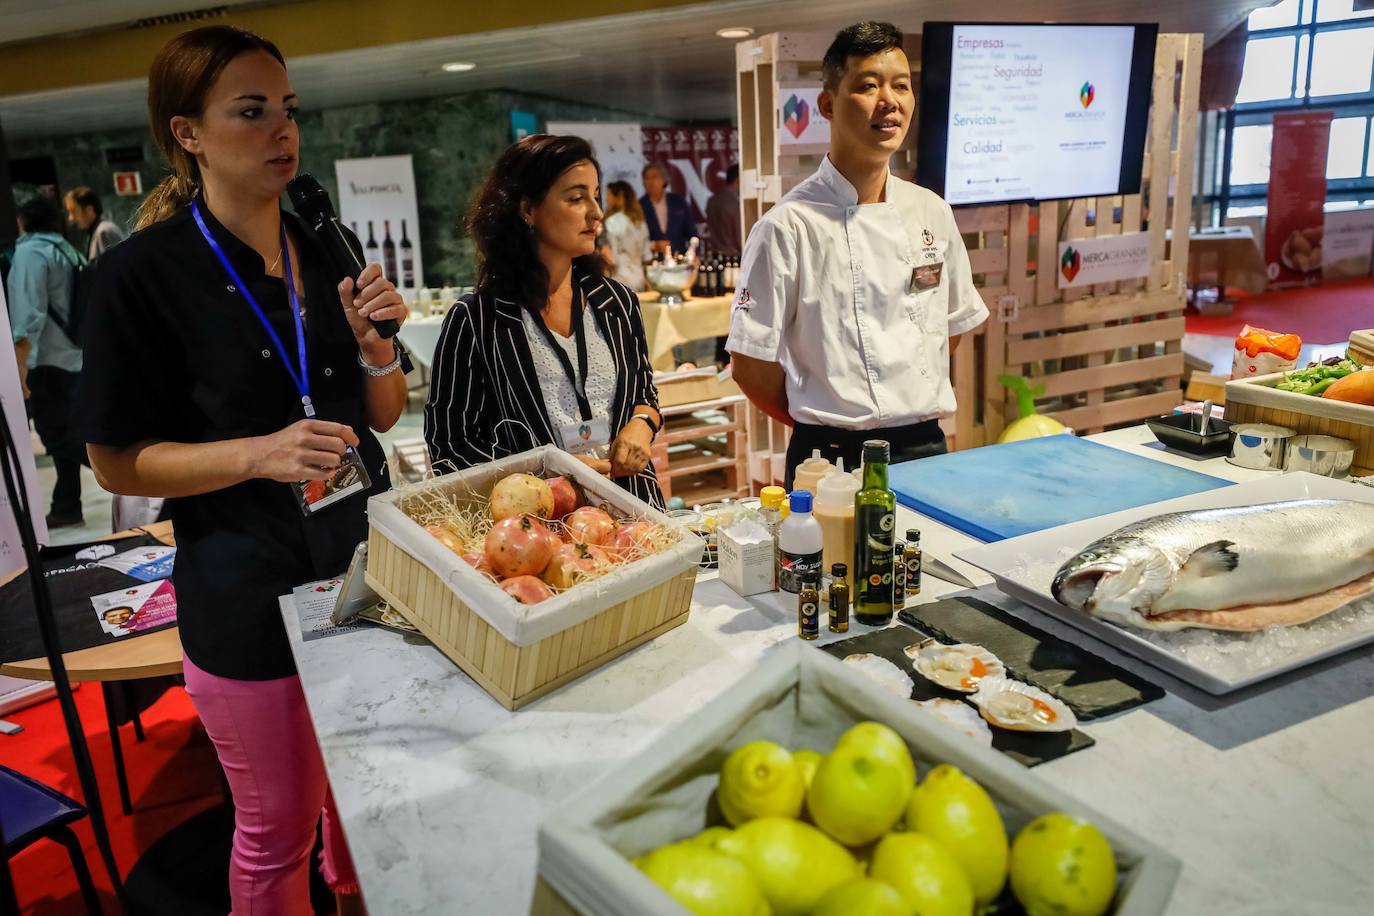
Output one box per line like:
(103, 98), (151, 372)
(365, 449), (703, 710)
(1224, 372), (1374, 476)
(732, 31), (1202, 481)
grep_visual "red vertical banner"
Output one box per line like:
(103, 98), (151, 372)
(1264, 111), (1332, 288)
(641, 126), (739, 225)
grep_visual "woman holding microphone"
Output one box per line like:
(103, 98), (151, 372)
(76, 26), (405, 914)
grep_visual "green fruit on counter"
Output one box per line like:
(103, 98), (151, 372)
(719, 741), (805, 827)
(1010, 814), (1118, 916)
(807, 723), (916, 846)
(716, 816), (858, 916)
(688, 826), (734, 851)
(906, 764), (1008, 906)
(791, 749), (822, 790)
(634, 842), (771, 916)
(811, 877), (912, 916)
(869, 832), (975, 916)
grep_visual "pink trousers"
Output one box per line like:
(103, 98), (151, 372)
(183, 654), (360, 915)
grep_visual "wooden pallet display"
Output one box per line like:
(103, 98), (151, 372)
(657, 395), (752, 505)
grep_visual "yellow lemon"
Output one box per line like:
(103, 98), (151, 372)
(869, 832), (974, 916)
(688, 826), (734, 851)
(716, 816), (857, 916)
(1010, 814), (1117, 916)
(907, 764), (1008, 906)
(811, 877), (911, 916)
(807, 723), (915, 846)
(719, 741), (805, 827)
(791, 749), (822, 790)
(634, 842), (771, 916)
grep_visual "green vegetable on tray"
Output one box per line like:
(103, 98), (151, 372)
(1277, 357), (1360, 396)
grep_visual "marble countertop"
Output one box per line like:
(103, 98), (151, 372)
(281, 427), (1373, 915)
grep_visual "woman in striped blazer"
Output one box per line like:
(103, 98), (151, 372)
(426, 135), (665, 508)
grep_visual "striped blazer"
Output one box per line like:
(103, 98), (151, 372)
(424, 270), (665, 509)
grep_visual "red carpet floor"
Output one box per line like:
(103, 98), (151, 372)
(2, 683), (222, 914)
(1186, 277), (1374, 343)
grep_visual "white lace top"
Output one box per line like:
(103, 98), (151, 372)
(520, 305), (617, 448)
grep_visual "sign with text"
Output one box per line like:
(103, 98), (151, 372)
(1056, 231), (1151, 288)
(547, 121), (646, 196)
(334, 155), (423, 292)
(641, 127), (739, 223)
(113, 171), (142, 196)
(1265, 112), (1332, 287)
(778, 88), (830, 146)
(1323, 207), (1374, 279)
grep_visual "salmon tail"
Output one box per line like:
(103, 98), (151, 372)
(1150, 571), (1374, 631)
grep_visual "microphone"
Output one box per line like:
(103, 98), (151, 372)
(287, 173), (399, 339)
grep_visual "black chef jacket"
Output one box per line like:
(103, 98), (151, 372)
(74, 198), (389, 680)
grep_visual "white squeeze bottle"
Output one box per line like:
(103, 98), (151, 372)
(814, 461), (860, 599)
(793, 450), (834, 495)
(778, 490), (824, 594)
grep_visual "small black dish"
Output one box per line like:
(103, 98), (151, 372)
(1146, 412), (1234, 457)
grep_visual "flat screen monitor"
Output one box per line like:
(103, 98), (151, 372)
(916, 22), (1158, 206)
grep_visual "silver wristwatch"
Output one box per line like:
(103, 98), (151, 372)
(357, 350), (403, 377)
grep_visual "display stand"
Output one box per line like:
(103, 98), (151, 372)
(734, 31), (1202, 488)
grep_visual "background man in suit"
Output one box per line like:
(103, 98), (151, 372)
(639, 162), (698, 256)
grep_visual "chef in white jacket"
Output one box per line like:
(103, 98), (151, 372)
(727, 20), (988, 486)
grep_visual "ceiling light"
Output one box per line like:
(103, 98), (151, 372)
(716, 27), (754, 39)
(441, 61), (477, 73)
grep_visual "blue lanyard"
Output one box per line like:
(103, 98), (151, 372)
(191, 200), (314, 418)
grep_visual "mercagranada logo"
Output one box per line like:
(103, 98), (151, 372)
(1080, 81), (1095, 109)
(1061, 246), (1082, 282)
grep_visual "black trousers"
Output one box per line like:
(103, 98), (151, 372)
(784, 419), (947, 489)
(28, 366), (87, 516)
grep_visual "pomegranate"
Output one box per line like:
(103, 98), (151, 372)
(489, 473), (554, 522)
(545, 475), (583, 519)
(500, 575), (554, 605)
(542, 542), (609, 589)
(529, 517), (562, 555)
(607, 521), (655, 562)
(425, 524), (465, 555)
(564, 506), (617, 546)
(484, 515), (556, 578)
(460, 551), (494, 577)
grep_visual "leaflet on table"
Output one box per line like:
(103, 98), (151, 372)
(292, 578), (365, 642)
(92, 579), (178, 637)
(96, 545), (176, 582)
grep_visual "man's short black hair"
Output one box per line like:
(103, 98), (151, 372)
(67, 185), (103, 217)
(822, 21), (904, 91)
(17, 195), (63, 235)
(724, 163), (739, 184)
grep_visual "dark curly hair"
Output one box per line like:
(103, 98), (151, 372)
(467, 134), (605, 310)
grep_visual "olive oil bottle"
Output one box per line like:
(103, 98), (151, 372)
(854, 440), (896, 626)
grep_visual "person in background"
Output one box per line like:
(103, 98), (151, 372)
(726, 21), (988, 486)
(426, 134), (665, 508)
(639, 162), (698, 256)
(600, 180), (651, 291)
(63, 186), (128, 259)
(705, 163), (742, 258)
(7, 195), (86, 528)
(76, 26), (407, 915)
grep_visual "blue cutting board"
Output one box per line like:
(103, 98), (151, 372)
(889, 436), (1232, 542)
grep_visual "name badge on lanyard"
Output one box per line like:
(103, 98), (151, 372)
(191, 201), (370, 515)
(533, 288), (611, 455)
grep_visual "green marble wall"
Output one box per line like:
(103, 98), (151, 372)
(8, 89), (665, 283)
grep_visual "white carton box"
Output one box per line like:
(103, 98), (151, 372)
(716, 521), (775, 597)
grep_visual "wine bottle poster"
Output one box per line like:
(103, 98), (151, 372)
(333, 155), (424, 291)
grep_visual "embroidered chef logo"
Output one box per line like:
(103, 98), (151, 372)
(782, 94), (811, 139)
(921, 229), (934, 247)
(1080, 81), (1095, 109)
(1061, 246), (1082, 282)
(734, 287), (754, 312)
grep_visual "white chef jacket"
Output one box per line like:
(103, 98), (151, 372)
(726, 156), (988, 429)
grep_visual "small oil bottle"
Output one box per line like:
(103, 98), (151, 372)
(892, 537), (907, 608)
(798, 572), (821, 640)
(828, 563), (850, 633)
(903, 529), (923, 598)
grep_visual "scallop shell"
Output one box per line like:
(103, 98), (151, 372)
(904, 639), (1006, 693)
(843, 653), (914, 699)
(914, 698), (993, 746)
(970, 678), (1077, 733)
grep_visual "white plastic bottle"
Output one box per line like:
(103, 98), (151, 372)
(777, 490), (824, 594)
(793, 450), (834, 495)
(814, 463), (860, 598)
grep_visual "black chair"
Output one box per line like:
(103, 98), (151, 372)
(0, 764), (103, 915)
